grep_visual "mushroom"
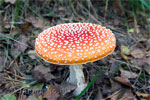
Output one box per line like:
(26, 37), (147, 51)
(35, 23), (116, 95)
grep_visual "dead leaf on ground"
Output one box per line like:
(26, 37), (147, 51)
(4, 0), (16, 4)
(32, 65), (55, 82)
(11, 35), (28, 58)
(21, 22), (32, 33)
(58, 81), (76, 96)
(120, 89), (136, 100)
(130, 48), (145, 58)
(27, 16), (47, 28)
(136, 92), (150, 99)
(113, 77), (132, 87)
(44, 84), (60, 100)
(131, 57), (150, 74)
(120, 69), (137, 78)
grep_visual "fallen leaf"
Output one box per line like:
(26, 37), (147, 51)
(128, 28), (134, 33)
(32, 83), (44, 91)
(11, 35), (28, 58)
(44, 84), (60, 100)
(32, 65), (55, 82)
(21, 22), (32, 33)
(58, 81), (76, 96)
(131, 57), (150, 74)
(1, 93), (17, 100)
(136, 92), (150, 99)
(121, 45), (130, 55)
(131, 59), (145, 67)
(120, 89), (136, 100)
(120, 69), (137, 78)
(27, 16), (46, 28)
(4, 0), (16, 4)
(130, 48), (145, 58)
(113, 77), (132, 87)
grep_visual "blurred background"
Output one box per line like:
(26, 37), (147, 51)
(0, 0), (150, 100)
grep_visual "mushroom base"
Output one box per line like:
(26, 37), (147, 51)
(67, 64), (87, 96)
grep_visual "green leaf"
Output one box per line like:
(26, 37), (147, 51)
(1, 94), (17, 100)
(121, 45), (130, 55)
(46, 12), (57, 17)
(0, 0), (4, 5)
(32, 83), (44, 90)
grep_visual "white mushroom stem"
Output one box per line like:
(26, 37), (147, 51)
(67, 64), (87, 96)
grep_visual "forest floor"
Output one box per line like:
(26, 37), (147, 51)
(0, 0), (150, 100)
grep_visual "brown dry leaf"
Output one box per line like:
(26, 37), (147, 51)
(120, 69), (137, 78)
(32, 65), (55, 82)
(130, 48), (145, 58)
(120, 89), (136, 100)
(136, 92), (150, 99)
(58, 81), (76, 96)
(113, 77), (132, 87)
(21, 22), (32, 33)
(16, 35), (28, 52)
(27, 16), (46, 28)
(131, 59), (145, 67)
(11, 35), (28, 58)
(44, 84), (60, 100)
(4, 0), (16, 4)
(131, 57), (150, 74)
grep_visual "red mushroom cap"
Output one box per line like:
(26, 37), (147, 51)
(35, 23), (116, 65)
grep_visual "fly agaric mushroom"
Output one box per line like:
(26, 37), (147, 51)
(35, 23), (116, 95)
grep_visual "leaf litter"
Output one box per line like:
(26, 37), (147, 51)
(0, 0), (150, 100)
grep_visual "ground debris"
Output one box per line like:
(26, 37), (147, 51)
(112, 77), (132, 87)
(120, 69), (137, 78)
(27, 16), (47, 29)
(58, 81), (76, 96)
(130, 48), (145, 59)
(11, 35), (28, 58)
(32, 65), (55, 82)
(43, 84), (60, 100)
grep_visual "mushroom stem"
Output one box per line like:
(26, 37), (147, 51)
(67, 64), (87, 96)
